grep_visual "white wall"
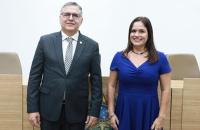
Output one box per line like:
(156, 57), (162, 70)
(1, 0), (200, 83)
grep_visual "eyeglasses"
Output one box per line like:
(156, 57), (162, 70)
(60, 12), (81, 19)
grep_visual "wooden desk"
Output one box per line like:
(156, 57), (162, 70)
(171, 80), (184, 130)
(182, 78), (200, 130)
(0, 74), (22, 130)
(170, 79), (200, 130)
(22, 79), (200, 130)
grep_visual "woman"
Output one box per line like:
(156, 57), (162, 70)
(107, 16), (171, 130)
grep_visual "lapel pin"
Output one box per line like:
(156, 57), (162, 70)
(79, 41), (83, 44)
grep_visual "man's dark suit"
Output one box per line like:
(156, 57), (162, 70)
(27, 32), (102, 123)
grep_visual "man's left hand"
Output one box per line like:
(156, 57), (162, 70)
(85, 116), (98, 128)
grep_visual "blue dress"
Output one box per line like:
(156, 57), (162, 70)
(110, 51), (171, 130)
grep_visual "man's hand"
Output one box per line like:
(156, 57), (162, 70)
(28, 112), (40, 128)
(85, 116), (98, 128)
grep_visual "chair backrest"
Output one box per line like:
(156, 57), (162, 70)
(0, 52), (22, 74)
(167, 53), (200, 80)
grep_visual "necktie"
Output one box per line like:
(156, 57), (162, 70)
(65, 37), (73, 74)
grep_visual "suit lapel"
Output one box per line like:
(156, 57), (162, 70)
(69, 34), (86, 71)
(53, 32), (66, 75)
(53, 32), (86, 75)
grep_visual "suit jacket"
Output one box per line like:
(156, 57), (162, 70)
(27, 31), (102, 123)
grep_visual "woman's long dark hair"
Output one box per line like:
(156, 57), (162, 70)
(123, 16), (158, 63)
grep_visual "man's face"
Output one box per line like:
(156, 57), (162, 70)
(60, 5), (83, 36)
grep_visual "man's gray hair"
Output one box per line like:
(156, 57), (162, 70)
(60, 2), (82, 16)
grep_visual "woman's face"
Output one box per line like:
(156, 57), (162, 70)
(130, 21), (148, 48)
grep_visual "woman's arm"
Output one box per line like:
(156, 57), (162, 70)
(151, 72), (171, 130)
(107, 71), (119, 130)
(159, 72), (171, 119)
(107, 71), (118, 116)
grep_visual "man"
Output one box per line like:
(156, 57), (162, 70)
(27, 2), (102, 130)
